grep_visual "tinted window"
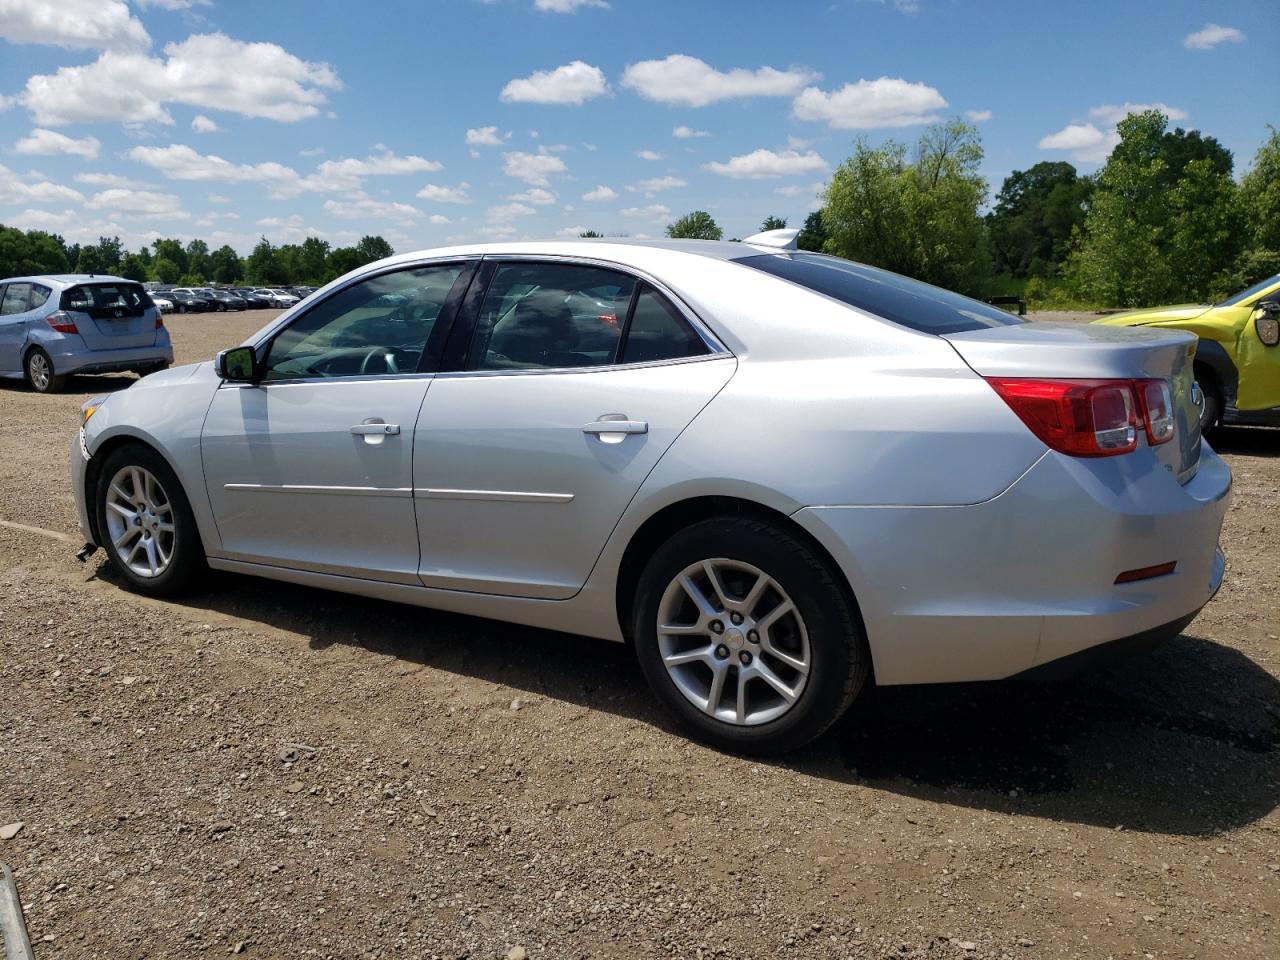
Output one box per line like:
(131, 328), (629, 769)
(61, 283), (151, 317)
(264, 264), (463, 381)
(738, 253), (1022, 335)
(0, 283), (32, 316)
(29, 284), (51, 309)
(467, 263), (636, 370)
(620, 285), (707, 364)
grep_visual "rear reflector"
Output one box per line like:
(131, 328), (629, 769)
(1115, 561), (1177, 584)
(46, 311), (78, 334)
(986, 377), (1176, 457)
(155, 314), (164, 329)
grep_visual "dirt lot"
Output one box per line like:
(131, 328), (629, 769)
(1, 310), (1277, 959)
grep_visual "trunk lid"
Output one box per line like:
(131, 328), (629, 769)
(943, 321), (1202, 483)
(60, 282), (159, 350)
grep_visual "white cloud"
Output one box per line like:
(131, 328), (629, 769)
(1087, 101), (1188, 125)
(775, 180), (825, 198)
(0, 0), (149, 51)
(673, 125), (710, 139)
(1184, 23), (1244, 50)
(75, 171), (147, 188)
(534, 0), (608, 11)
(306, 150), (442, 192)
(487, 202), (537, 222)
(14, 127), (100, 158)
(500, 61), (608, 105)
(466, 125), (507, 146)
(620, 204), (671, 222)
(134, 0), (211, 8)
(622, 55), (817, 107)
(632, 176), (686, 195)
(429, 214), (450, 224)
(191, 114), (221, 133)
(416, 183), (472, 204)
(86, 187), (189, 219)
(323, 197), (422, 223)
(1037, 123), (1116, 163)
(3, 207), (133, 246)
(299, 147), (325, 157)
(502, 150), (568, 186)
(508, 187), (557, 205)
(582, 185), (618, 201)
(792, 77), (947, 129)
(705, 148), (828, 179)
(207, 193), (230, 203)
(556, 225), (590, 238)
(636, 149), (663, 161)
(965, 109), (993, 122)
(13, 32), (341, 126)
(0, 164), (84, 204)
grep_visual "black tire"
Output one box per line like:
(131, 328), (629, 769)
(24, 347), (66, 393)
(94, 444), (204, 597)
(1195, 370), (1222, 436)
(632, 516), (870, 755)
(178, 304), (187, 314)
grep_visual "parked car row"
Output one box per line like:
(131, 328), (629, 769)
(144, 284), (316, 313)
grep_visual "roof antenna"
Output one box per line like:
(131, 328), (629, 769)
(741, 228), (799, 251)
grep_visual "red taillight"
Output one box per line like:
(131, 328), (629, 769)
(155, 314), (164, 329)
(1137, 379), (1174, 445)
(985, 378), (1137, 457)
(46, 311), (77, 334)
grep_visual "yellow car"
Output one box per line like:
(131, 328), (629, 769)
(1093, 273), (1280, 432)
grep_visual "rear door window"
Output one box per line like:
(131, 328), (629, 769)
(737, 252), (1022, 335)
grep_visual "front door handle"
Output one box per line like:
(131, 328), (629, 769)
(350, 423), (400, 436)
(583, 415), (648, 438)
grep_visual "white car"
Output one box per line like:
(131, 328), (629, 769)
(151, 296), (174, 314)
(254, 288), (300, 308)
(69, 233), (1230, 753)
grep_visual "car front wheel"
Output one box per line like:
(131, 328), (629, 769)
(94, 444), (204, 596)
(633, 516), (869, 754)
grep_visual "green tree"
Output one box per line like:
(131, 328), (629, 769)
(1235, 126), (1280, 280)
(760, 215), (787, 231)
(0, 226), (70, 277)
(355, 235), (394, 265)
(210, 245), (243, 284)
(666, 210), (722, 240)
(276, 244), (305, 284)
(987, 161), (1092, 278)
(1065, 110), (1241, 305)
(823, 119), (989, 293)
(185, 239), (211, 280)
(299, 236), (331, 283)
(245, 237), (281, 284)
(119, 252), (149, 281)
(1156, 127), (1233, 188)
(150, 256), (180, 284)
(796, 210), (829, 252)
(152, 238), (189, 275)
(75, 245), (106, 274)
(326, 246), (363, 278)
(579, 229), (603, 238)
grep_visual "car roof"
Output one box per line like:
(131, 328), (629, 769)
(0, 273), (134, 287)
(371, 238), (762, 269)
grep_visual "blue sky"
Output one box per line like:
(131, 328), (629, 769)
(1, 0), (1276, 255)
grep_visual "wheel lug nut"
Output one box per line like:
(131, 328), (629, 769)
(710, 620), (724, 634)
(730, 612), (744, 625)
(738, 651), (752, 665)
(715, 644), (730, 660)
(747, 630), (759, 644)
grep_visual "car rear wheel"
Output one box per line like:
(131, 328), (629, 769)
(94, 444), (204, 597)
(25, 347), (66, 393)
(1195, 370), (1222, 436)
(632, 516), (869, 755)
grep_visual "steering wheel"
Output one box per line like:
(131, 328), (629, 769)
(358, 347), (399, 375)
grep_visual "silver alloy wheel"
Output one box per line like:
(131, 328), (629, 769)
(27, 352), (51, 391)
(657, 558), (811, 726)
(104, 465), (176, 578)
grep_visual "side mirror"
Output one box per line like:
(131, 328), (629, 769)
(1256, 300), (1280, 347)
(215, 345), (259, 382)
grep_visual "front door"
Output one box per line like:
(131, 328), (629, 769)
(413, 260), (735, 599)
(200, 261), (472, 582)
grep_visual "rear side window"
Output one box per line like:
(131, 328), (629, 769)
(620, 285), (707, 364)
(30, 284), (51, 309)
(61, 282), (152, 317)
(0, 283), (32, 316)
(737, 253), (1022, 335)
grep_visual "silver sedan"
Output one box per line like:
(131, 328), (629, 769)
(70, 234), (1231, 753)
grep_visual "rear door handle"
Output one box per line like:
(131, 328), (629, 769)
(350, 423), (400, 436)
(583, 416), (648, 436)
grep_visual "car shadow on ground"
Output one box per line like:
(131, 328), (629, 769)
(1209, 424), (1280, 456)
(0, 373), (137, 395)
(107, 564), (1280, 837)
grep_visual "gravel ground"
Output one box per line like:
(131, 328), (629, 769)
(1, 309), (1277, 959)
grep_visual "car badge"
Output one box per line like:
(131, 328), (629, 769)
(113, 308), (124, 318)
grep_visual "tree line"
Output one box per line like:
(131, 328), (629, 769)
(0, 230), (396, 288)
(659, 113), (1279, 308)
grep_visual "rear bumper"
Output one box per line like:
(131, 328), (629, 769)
(49, 342), (173, 375)
(794, 445), (1232, 685)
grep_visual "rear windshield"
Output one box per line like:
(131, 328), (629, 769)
(737, 252), (1022, 335)
(61, 282), (152, 316)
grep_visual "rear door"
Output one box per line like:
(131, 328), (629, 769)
(60, 282), (159, 350)
(0, 283), (25, 372)
(412, 259), (735, 599)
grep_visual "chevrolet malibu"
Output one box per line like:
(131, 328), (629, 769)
(70, 235), (1231, 753)
(1, 274), (172, 392)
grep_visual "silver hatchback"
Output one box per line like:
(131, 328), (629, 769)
(0, 274), (173, 392)
(70, 237), (1230, 753)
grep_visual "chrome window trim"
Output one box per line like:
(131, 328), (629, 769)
(432, 352), (735, 381)
(476, 253), (731, 358)
(217, 372), (437, 389)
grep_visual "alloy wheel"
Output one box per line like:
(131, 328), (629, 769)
(27, 352), (51, 391)
(104, 465), (176, 578)
(656, 558), (811, 726)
